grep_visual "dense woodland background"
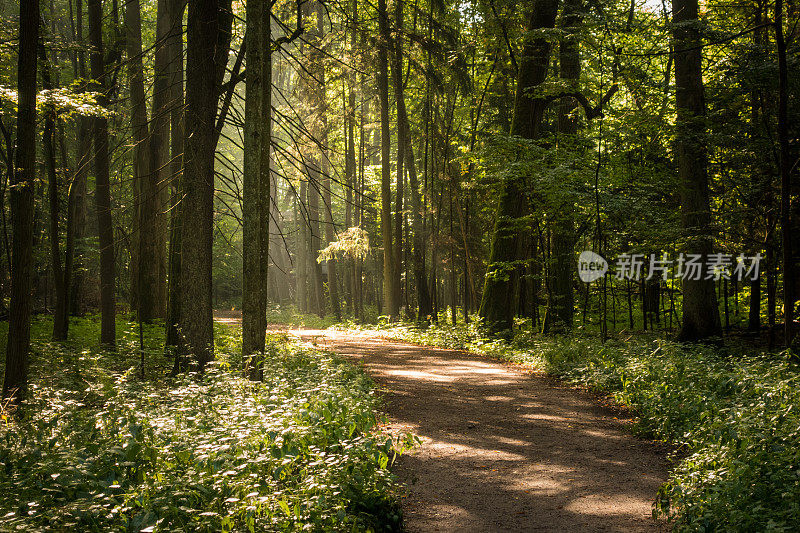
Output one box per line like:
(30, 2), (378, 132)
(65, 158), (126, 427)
(1, 0), (800, 529)
(1, 0), (799, 393)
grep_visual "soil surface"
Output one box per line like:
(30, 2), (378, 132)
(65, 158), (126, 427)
(290, 329), (671, 533)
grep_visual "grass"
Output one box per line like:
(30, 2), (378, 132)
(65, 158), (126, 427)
(369, 317), (800, 532)
(0, 316), (412, 532)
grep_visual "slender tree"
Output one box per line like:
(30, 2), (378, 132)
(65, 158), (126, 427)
(242, 0), (269, 368)
(40, 47), (68, 341)
(544, 0), (582, 333)
(88, 0), (117, 347)
(165, 0), (185, 349)
(377, 0), (397, 319)
(775, 0), (794, 346)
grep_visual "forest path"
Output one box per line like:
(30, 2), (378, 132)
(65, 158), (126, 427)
(289, 329), (671, 533)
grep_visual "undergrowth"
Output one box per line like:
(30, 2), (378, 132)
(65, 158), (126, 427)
(372, 318), (800, 532)
(0, 316), (410, 532)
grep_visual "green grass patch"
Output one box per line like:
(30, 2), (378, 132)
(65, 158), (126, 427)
(373, 319), (800, 532)
(0, 316), (410, 532)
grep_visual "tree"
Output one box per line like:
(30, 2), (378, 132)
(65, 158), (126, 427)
(543, 0), (582, 333)
(391, 0), (431, 321)
(124, 0), (153, 321)
(775, 0), (794, 346)
(88, 0), (117, 347)
(377, 0), (397, 319)
(2, 0), (39, 405)
(242, 0), (270, 369)
(166, 0), (185, 349)
(40, 46), (68, 341)
(180, 0), (232, 368)
(479, 0), (559, 334)
(673, 0), (722, 341)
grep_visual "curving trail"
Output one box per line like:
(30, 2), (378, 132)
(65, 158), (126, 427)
(291, 329), (671, 533)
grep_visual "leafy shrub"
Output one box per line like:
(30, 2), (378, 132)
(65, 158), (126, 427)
(0, 319), (410, 532)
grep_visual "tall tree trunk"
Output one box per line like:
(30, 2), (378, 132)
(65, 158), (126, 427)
(296, 183), (308, 312)
(180, 0), (228, 367)
(479, 0), (559, 334)
(2, 0), (38, 405)
(165, 0), (185, 348)
(40, 47), (69, 341)
(673, 0), (722, 341)
(391, 0), (404, 317)
(68, 0), (90, 318)
(88, 0), (117, 347)
(776, 0), (795, 346)
(147, 0), (170, 319)
(396, 79), (432, 320)
(124, 0), (151, 319)
(545, 0), (582, 333)
(242, 0), (269, 367)
(377, 0), (397, 319)
(317, 3), (340, 321)
(307, 167), (325, 316)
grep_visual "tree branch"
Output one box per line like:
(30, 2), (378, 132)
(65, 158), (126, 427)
(545, 84), (618, 120)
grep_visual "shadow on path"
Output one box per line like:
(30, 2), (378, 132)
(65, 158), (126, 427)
(294, 330), (671, 533)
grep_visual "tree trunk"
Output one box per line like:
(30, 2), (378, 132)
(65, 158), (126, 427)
(40, 48), (69, 341)
(148, 0), (170, 319)
(391, 0), (404, 317)
(479, 0), (559, 334)
(545, 0), (581, 333)
(391, 0), (431, 321)
(2, 0), (38, 405)
(88, 0), (117, 347)
(296, 184), (308, 312)
(124, 0), (152, 320)
(317, 3), (340, 321)
(776, 0), (795, 346)
(242, 0), (269, 367)
(165, 0), (185, 348)
(673, 0), (722, 341)
(378, 0), (397, 319)
(180, 0), (228, 368)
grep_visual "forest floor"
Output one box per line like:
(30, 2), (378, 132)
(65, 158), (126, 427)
(281, 327), (672, 532)
(215, 313), (672, 531)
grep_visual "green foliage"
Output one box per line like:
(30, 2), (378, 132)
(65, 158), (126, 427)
(376, 320), (800, 532)
(318, 228), (370, 263)
(0, 318), (410, 532)
(265, 305), (340, 330)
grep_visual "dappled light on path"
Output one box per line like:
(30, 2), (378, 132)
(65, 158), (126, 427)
(294, 329), (670, 532)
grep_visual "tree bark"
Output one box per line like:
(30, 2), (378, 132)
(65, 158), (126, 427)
(673, 0), (722, 341)
(378, 0), (397, 319)
(180, 0), (229, 367)
(40, 47), (69, 341)
(148, 0), (170, 318)
(479, 0), (559, 334)
(776, 0), (794, 346)
(2, 0), (38, 405)
(545, 0), (582, 333)
(242, 0), (269, 368)
(124, 0), (151, 319)
(165, 0), (185, 348)
(317, 3), (340, 321)
(88, 0), (117, 347)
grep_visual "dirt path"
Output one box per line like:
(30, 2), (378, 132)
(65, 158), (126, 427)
(293, 330), (670, 532)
